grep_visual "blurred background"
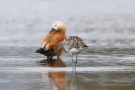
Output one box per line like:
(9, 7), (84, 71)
(0, 0), (135, 47)
(0, 0), (135, 90)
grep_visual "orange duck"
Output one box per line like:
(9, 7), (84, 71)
(35, 21), (67, 60)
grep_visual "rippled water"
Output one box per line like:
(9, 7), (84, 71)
(0, 0), (135, 90)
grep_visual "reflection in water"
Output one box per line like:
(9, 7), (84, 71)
(41, 58), (67, 90)
(69, 66), (81, 90)
(40, 58), (82, 90)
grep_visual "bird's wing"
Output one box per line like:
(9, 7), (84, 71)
(42, 33), (52, 47)
(41, 33), (66, 56)
(65, 36), (87, 49)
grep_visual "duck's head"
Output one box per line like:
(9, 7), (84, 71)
(49, 21), (66, 34)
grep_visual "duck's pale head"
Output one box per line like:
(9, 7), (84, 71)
(50, 21), (66, 34)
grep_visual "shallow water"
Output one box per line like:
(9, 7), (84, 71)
(0, 0), (135, 90)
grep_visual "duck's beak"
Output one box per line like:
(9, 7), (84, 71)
(49, 28), (55, 33)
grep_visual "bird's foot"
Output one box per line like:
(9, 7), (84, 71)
(47, 56), (52, 62)
(75, 61), (77, 64)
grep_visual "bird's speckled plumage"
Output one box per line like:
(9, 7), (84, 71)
(57, 36), (88, 65)
(58, 36), (88, 54)
(64, 36), (87, 49)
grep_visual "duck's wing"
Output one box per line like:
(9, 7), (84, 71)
(39, 33), (66, 57)
(35, 39), (52, 54)
(41, 33), (53, 48)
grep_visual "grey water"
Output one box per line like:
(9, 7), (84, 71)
(0, 0), (135, 90)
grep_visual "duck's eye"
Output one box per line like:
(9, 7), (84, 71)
(55, 25), (57, 26)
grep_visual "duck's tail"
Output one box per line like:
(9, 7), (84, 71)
(35, 48), (46, 54)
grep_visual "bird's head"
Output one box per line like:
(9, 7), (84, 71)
(49, 21), (66, 34)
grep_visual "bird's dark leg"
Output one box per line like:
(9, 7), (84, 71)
(71, 54), (74, 63)
(75, 54), (78, 64)
(71, 54), (76, 70)
(47, 48), (54, 61)
(75, 54), (78, 69)
(47, 56), (51, 60)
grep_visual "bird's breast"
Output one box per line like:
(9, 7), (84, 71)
(68, 48), (81, 54)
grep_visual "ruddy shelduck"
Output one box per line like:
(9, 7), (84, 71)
(35, 21), (67, 60)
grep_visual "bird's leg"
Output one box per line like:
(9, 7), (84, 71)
(47, 48), (60, 61)
(47, 48), (54, 61)
(47, 56), (51, 62)
(71, 54), (76, 70)
(75, 54), (78, 69)
(56, 53), (59, 60)
(75, 54), (78, 64)
(71, 54), (74, 63)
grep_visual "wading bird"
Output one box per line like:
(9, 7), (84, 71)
(35, 21), (67, 60)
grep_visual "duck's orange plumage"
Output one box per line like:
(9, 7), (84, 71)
(36, 21), (66, 59)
